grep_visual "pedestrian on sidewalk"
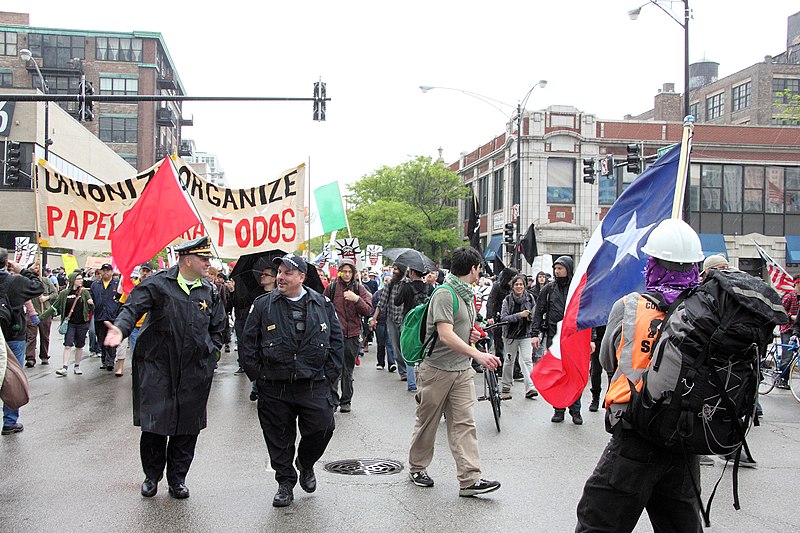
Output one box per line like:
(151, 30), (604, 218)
(499, 274), (538, 400)
(104, 236), (226, 500)
(240, 253), (343, 508)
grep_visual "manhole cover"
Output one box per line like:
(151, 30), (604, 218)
(323, 459), (404, 476)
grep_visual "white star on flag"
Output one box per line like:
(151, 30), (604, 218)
(603, 212), (656, 270)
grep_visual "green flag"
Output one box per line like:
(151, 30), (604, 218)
(314, 181), (348, 233)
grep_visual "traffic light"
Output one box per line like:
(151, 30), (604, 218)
(626, 143), (642, 174)
(599, 155), (614, 177)
(80, 80), (94, 121)
(582, 158), (596, 184)
(5, 141), (21, 183)
(313, 80), (326, 121)
(503, 222), (515, 244)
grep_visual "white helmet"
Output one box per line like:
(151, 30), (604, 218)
(641, 218), (704, 264)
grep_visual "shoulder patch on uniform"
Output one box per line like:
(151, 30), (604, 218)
(266, 324), (276, 331)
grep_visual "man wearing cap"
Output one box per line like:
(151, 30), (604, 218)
(240, 253), (344, 507)
(394, 267), (433, 392)
(323, 258), (372, 412)
(104, 236), (226, 500)
(90, 262), (121, 371)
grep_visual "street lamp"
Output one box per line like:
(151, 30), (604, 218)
(628, 0), (690, 223)
(19, 48), (51, 160)
(420, 81), (547, 269)
(628, 1), (690, 120)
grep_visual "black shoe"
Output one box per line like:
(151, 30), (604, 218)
(589, 398), (599, 412)
(141, 477), (159, 497)
(25, 360), (35, 368)
(249, 390), (258, 401)
(296, 458), (317, 493)
(551, 411), (565, 423)
(409, 470), (434, 487)
(1, 423), (24, 435)
(224, 345), (231, 353)
(571, 412), (583, 425)
(459, 478), (501, 497)
(388, 364), (397, 373)
(273, 484), (294, 507)
(168, 483), (190, 499)
(40, 358), (49, 365)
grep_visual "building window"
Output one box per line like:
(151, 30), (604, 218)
(706, 93), (724, 120)
(786, 168), (800, 213)
(773, 77), (800, 103)
(743, 166), (764, 212)
(36, 74), (80, 94)
(492, 168), (504, 211)
(732, 82), (751, 111)
(0, 71), (11, 87)
(96, 37), (143, 62)
(0, 32), (17, 56)
(700, 164), (722, 210)
(722, 166), (742, 212)
(689, 102), (699, 120)
(99, 76), (138, 95)
(547, 158), (575, 204)
(120, 154), (138, 170)
(99, 116), (138, 143)
(766, 167), (784, 213)
(478, 175), (489, 215)
(28, 34), (85, 68)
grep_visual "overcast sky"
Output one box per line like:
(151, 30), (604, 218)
(6, 1), (799, 191)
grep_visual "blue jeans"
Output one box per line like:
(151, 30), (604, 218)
(387, 321), (415, 389)
(375, 322), (396, 367)
(129, 326), (141, 353)
(3, 340), (26, 427)
(88, 319), (99, 354)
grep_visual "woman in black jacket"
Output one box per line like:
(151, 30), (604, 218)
(499, 275), (538, 399)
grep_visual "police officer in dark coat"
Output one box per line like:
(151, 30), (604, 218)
(104, 236), (226, 500)
(240, 253), (344, 508)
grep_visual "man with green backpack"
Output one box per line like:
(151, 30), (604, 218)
(407, 246), (502, 497)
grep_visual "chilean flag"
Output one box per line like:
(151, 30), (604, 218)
(532, 145), (682, 408)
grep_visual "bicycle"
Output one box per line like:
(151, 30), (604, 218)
(758, 339), (800, 402)
(475, 322), (506, 433)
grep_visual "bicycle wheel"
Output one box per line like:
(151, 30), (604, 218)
(758, 348), (778, 395)
(484, 370), (501, 432)
(789, 359), (800, 403)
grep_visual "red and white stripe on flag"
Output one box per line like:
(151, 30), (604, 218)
(755, 242), (795, 294)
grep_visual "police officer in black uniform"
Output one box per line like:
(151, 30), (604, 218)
(104, 236), (226, 500)
(240, 253), (343, 508)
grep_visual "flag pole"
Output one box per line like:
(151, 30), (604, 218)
(341, 182), (352, 238)
(671, 115), (695, 220)
(167, 156), (217, 258)
(306, 156), (311, 260)
(33, 157), (43, 272)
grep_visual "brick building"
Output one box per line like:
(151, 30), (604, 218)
(453, 106), (800, 278)
(0, 11), (191, 171)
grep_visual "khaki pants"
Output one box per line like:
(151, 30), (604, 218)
(408, 362), (481, 488)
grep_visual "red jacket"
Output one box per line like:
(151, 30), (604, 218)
(323, 279), (372, 338)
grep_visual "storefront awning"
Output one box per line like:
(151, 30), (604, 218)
(786, 235), (800, 265)
(484, 235), (503, 261)
(698, 233), (728, 260)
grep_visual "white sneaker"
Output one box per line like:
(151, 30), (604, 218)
(55, 367), (68, 377)
(73, 366), (83, 375)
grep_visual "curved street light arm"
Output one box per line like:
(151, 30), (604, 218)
(419, 85), (514, 119)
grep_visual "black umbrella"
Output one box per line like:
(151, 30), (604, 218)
(383, 248), (436, 273)
(229, 249), (324, 308)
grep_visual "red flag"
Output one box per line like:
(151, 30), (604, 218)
(755, 242), (794, 294)
(112, 157), (200, 294)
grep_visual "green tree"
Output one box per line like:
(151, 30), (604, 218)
(773, 89), (800, 124)
(347, 156), (469, 262)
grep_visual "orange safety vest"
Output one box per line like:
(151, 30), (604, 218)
(605, 292), (665, 408)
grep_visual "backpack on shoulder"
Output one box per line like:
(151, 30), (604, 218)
(623, 268), (788, 524)
(0, 277), (23, 339)
(400, 284), (458, 366)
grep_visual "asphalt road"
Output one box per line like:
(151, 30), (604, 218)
(2, 329), (799, 533)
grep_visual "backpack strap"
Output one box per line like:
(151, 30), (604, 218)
(419, 284), (460, 362)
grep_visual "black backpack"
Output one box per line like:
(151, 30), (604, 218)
(0, 276), (23, 339)
(624, 268), (788, 524)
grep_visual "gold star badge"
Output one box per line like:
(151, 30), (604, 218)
(199, 300), (208, 312)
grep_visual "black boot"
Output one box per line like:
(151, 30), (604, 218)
(589, 394), (600, 412)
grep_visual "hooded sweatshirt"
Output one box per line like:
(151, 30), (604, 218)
(531, 256), (573, 346)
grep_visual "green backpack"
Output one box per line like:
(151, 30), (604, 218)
(400, 284), (459, 366)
